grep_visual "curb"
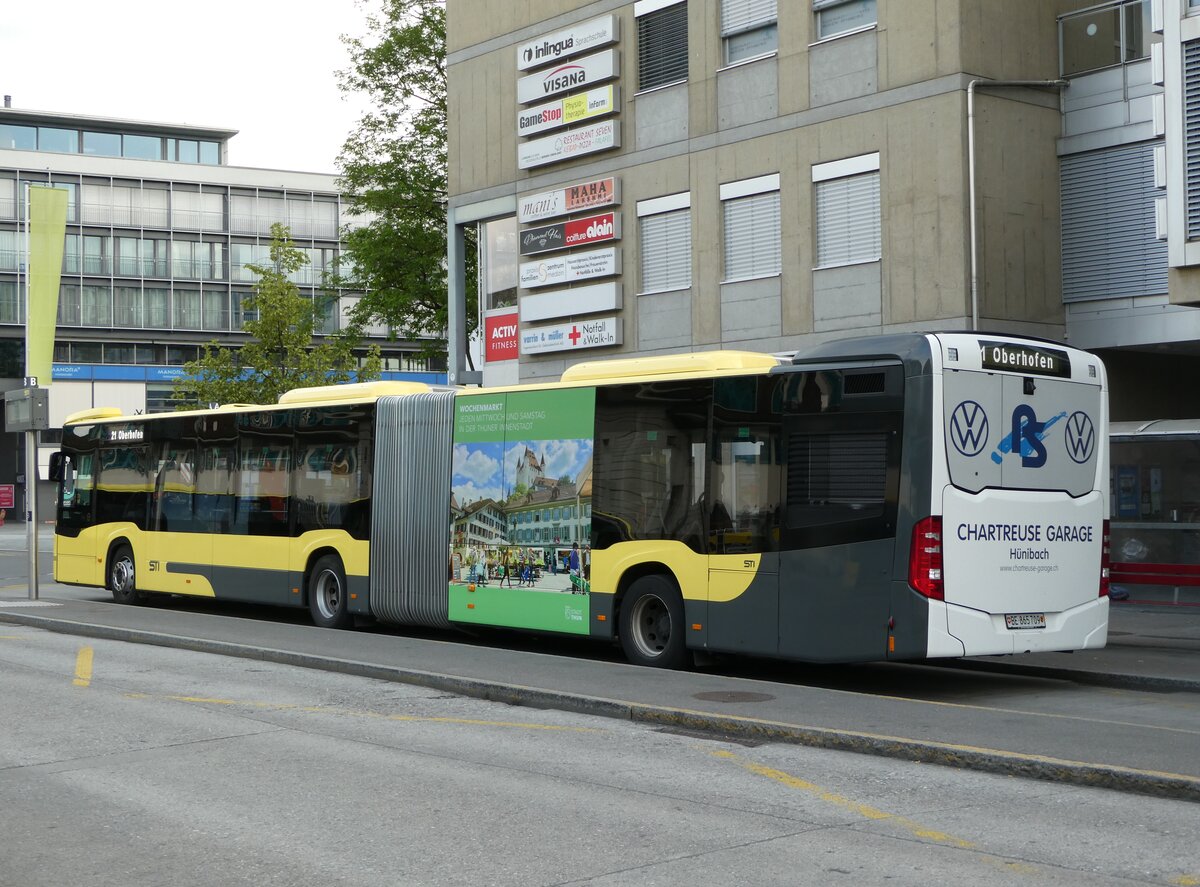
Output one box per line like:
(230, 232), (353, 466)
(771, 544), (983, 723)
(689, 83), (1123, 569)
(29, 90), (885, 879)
(939, 658), (1200, 694)
(4, 610), (1199, 804)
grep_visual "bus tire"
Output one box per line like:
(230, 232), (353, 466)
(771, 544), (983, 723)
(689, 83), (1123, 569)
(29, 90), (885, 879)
(619, 575), (687, 669)
(109, 545), (144, 606)
(308, 554), (353, 630)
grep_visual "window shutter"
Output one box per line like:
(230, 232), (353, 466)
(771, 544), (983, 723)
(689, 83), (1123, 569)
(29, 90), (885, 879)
(640, 208), (692, 292)
(1185, 40), (1200, 238)
(815, 172), (880, 267)
(1061, 143), (1166, 301)
(637, 2), (689, 90)
(721, 0), (777, 36)
(723, 190), (781, 281)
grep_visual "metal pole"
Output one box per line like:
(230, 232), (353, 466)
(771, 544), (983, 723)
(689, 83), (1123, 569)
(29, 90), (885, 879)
(967, 79), (1068, 332)
(23, 183), (38, 600)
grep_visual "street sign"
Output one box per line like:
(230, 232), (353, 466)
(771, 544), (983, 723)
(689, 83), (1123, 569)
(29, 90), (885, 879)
(4, 387), (49, 432)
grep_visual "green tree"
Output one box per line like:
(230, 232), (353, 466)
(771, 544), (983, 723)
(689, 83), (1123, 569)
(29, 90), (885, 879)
(173, 224), (381, 408)
(336, 0), (477, 363)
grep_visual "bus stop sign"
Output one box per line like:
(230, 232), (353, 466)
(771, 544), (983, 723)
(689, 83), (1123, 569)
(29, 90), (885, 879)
(4, 387), (49, 432)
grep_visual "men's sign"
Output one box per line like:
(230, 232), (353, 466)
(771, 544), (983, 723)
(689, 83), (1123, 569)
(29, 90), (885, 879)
(519, 212), (621, 257)
(517, 49), (618, 105)
(516, 14), (618, 71)
(518, 84), (618, 139)
(518, 177), (619, 224)
(521, 316), (622, 355)
(520, 246), (620, 289)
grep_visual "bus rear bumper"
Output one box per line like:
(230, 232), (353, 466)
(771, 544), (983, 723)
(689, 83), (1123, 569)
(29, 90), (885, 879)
(944, 596), (1110, 656)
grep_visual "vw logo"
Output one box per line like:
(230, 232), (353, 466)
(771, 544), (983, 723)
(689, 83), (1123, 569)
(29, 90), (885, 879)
(1065, 411), (1096, 464)
(949, 401), (989, 457)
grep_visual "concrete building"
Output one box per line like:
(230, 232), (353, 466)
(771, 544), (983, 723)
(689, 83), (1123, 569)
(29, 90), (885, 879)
(444, 0), (1200, 421)
(0, 103), (445, 517)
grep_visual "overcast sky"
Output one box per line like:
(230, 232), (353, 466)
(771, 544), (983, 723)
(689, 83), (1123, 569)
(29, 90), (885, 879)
(0, 0), (372, 173)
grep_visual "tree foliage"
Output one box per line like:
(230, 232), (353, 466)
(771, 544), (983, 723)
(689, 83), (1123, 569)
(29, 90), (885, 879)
(337, 0), (476, 361)
(172, 224), (381, 409)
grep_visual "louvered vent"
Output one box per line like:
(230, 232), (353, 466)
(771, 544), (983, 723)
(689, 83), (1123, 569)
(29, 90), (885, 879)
(842, 372), (885, 395)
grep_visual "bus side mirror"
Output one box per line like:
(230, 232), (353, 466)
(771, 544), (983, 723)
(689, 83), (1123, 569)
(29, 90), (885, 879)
(48, 451), (65, 483)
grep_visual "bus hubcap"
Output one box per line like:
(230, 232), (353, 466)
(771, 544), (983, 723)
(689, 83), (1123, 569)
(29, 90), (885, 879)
(631, 595), (670, 658)
(315, 570), (341, 618)
(113, 558), (133, 592)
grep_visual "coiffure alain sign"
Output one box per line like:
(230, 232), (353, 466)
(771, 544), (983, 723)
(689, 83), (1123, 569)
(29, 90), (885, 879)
(516, 14), (618, 72)
(519, 211), (621, 257)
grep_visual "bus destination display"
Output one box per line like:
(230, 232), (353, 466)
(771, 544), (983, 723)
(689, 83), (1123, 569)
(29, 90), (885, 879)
(979, 340), (1071, 377)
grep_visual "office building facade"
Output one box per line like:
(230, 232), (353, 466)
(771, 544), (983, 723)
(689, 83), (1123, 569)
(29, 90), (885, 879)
(1, 105), (444, 516)
(444, 0), (1200, 422)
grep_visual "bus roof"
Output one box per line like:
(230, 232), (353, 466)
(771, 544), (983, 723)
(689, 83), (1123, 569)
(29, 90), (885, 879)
(1111, 419), (1200, 438)
(559, 350), (782, 384)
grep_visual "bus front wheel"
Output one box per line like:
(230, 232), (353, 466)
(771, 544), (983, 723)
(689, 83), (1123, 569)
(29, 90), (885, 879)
(308, 554), (353, 630)
(619, 575), (687, 669)
(109, 545), (144, 606)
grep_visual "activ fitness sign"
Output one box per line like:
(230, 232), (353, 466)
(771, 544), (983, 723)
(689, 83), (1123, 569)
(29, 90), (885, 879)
(517, 48), (619, 105)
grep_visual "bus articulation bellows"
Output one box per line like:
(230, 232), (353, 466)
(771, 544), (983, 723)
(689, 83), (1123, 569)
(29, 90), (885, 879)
(51, 332), (1110, 667)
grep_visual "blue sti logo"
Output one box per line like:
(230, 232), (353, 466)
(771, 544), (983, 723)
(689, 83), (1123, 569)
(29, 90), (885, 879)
(990, 406), (1068, 467)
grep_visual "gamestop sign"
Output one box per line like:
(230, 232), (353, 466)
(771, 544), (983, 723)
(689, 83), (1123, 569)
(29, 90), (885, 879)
(485, 311), (519, 362)
(518, 119), (620, 170)
(517, 48), (618, 105)
(517, 84), (618, 139)
(521, 316), (622, 355)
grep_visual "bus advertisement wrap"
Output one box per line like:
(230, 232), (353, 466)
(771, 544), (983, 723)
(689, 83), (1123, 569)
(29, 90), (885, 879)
(449, 387), (595, 634)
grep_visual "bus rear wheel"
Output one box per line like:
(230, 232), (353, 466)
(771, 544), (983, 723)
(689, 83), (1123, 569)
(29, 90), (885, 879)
(619, 575), (687, 669)
(109, 545), (144, 606)
(308, 554), (353, 630)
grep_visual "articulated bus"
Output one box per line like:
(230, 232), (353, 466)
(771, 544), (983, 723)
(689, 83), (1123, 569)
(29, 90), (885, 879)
(50, 332), (1110, 667)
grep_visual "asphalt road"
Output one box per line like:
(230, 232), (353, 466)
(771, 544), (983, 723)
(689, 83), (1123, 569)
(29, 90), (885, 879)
(3, 625), (1198, 887)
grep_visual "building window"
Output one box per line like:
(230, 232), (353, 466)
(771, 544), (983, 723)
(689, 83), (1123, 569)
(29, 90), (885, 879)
(123, 134), (162, 161)
(637, 192), (692, 293)
(722, 0), (777, 64)
(814, 0), (876, 40)
(1060, 0), (1158, 77)
(813, 153), (881, 268)
(636, 0), (688, 91)
(721, 174), (781, 282)
(82, 131), (121, 157)
(38, 127), (77, 153)
(114, 286), (143, 327)
(1187, 41), (1200, 239)
(82, 284), (113, 327)
(58, 285), (81, 325)
(0, 124), (36, 151)
(480, 215), (518, 311)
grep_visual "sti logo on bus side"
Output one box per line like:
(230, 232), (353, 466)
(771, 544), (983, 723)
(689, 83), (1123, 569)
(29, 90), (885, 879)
(990, 406), (1068, 467)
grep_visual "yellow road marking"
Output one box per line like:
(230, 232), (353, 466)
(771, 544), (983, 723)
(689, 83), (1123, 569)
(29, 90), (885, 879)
(713, 750), (1044, 875)
(124, 692), (597, 733)
(73, 646), (94, 687)
(713, 750), (974, 848)
(1170, 876), (1200, 886)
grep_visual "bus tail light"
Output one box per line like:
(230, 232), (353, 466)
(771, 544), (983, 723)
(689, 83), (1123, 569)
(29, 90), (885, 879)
(909, 516), (944, 600)
(1099, 519), (1111, 598)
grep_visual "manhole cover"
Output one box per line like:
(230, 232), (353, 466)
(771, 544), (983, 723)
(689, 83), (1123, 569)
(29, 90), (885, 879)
(692, 691), (775, 704)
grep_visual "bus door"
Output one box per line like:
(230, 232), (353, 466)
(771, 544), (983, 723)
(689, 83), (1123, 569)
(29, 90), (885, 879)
(705, 377), (782, 656)
(145, 443), (210, 595)
(55, 449), (98, 585)
(775, 366), (904, 662)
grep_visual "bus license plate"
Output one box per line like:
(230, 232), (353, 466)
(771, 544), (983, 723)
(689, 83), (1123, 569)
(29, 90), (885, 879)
(1005, 613), (1046, 630)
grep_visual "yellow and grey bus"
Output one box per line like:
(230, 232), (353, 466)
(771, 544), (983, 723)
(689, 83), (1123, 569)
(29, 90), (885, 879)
(51, 332), (1111, 667)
